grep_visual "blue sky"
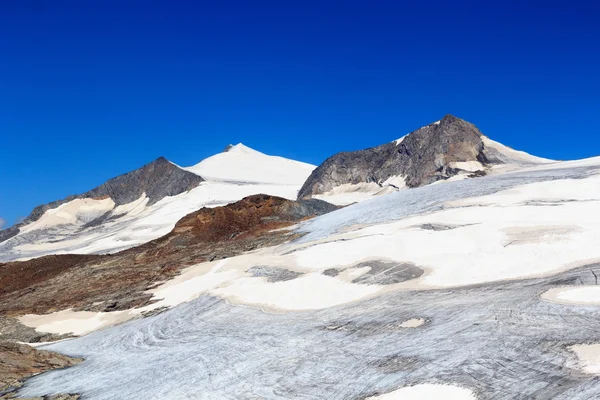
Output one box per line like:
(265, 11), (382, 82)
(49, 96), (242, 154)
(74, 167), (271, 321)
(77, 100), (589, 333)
(1, 1), (599, 228)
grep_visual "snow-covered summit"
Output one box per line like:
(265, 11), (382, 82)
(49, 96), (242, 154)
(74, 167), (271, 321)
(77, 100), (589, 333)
(0, 144), (316, 262)
(185, 143), (315, 185)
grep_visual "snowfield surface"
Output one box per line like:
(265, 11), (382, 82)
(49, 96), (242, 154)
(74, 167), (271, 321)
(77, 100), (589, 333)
(184, 143), (315, 185)
(366, 384), (476, 400)
(0, 144), (316, 262)
(17, 154), (600, 399)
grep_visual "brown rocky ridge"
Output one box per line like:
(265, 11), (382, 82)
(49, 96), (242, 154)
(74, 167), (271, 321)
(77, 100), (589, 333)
(0, 195), (337, 341)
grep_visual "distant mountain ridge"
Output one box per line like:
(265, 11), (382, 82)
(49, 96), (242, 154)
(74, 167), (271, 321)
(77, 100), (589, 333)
(0, 157), (203, 245)
(27, 156), (203, 220)
(0, 119), (552, 260)
(0, 145), (316, 262)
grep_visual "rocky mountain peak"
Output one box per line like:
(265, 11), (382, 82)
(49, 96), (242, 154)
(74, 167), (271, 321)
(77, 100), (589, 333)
(298, 115), (492, 200)
(151, 156), (170, 164)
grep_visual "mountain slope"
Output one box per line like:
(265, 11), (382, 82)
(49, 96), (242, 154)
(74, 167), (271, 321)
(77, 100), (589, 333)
(0, 146), (316, 262)
(298, 115), (553, 204)
(16, 150), (600, 400)
(0, 158), (204, 247)
(0, 195), (337, 337)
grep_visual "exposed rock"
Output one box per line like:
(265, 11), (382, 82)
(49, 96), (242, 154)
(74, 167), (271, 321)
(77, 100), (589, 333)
(323, 268), (341, 277)
(0, 195), (336, 340)
(0, 156), (204, 244)
(351, 261), (423, 285)
(298, 115), (492, 199)
(0, 341), (82, 397)
(0, 317), (70, 344)
(247, 266), (302, 282)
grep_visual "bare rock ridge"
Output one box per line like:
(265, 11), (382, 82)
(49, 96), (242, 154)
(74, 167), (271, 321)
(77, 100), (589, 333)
(298, 114), (519, 199)
(0, 157), (204, 244)
(0, 341), (82, 398)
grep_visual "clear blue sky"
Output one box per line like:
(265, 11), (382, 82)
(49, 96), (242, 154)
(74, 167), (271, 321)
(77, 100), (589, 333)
(1, 1), (599, 228)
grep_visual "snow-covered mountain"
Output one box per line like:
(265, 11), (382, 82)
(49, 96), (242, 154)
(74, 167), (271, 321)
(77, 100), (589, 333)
(299, 114), (553, 205)
(185, 143), (315, 185)
(0, 144), (315, 262)
(13, 144), (600, 400)
(9, 116), (600, 400)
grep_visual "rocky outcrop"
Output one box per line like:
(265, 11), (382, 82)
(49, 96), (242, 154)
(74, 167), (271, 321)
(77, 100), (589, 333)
(0, 195), (337, 339)
(0, 157), (204, 244)
(298, 115), (493, 199)
(0, 341), (82, 397)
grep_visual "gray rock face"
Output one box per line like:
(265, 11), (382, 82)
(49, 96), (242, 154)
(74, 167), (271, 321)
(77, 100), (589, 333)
(298, 115), (492, 199)
(0, 157), (204, 244)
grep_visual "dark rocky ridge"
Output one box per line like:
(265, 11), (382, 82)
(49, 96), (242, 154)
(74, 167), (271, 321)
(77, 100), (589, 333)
(298, 115), (494, 199)
(0, 157), (204, 244)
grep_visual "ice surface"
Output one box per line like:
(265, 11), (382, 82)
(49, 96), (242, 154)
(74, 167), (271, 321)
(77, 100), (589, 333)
(297, 159), (600, 243)
(14, 152), (600, 400)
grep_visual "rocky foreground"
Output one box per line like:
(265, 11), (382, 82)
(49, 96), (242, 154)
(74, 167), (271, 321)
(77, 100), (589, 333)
(0, 341), (81, 399)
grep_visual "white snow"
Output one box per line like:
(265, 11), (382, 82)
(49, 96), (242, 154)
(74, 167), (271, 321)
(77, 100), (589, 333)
(19, 309), (137, 336)
(313, 176), (406, 206)
(482, 136), (554, 165)
(313, 182), (396, 205)
(570, 344), (600, 374)
(449, 160), (484, 172)
(366, 384), (476, 400)
(399, 318), (425, 328)
(541, 286), (600, 306)
(295, 180), (600, 288)
(184, 143), (315, 185)
(144, 260), (239, 308)
(22, 158), (600, 337)
(394, 135), (406, 145)
(212, 272), (380, 311)
(19, 198), (116, 234)
(1, 145), (316, 261)
(382, 175), (407, 189)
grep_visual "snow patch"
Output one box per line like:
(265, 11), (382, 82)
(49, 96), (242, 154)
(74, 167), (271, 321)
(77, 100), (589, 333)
(20, 198), (115, 234)
(366, 384), (476, 400)
(482, 136), (554, 165)
(19, 309), (138, 336)
(382, 175), (407, 189)
(212, 272), (380, 311)
(541, 286), (600, 306)
(570, 344), (600, 375)
(313, 182), (399, 206)
(449, 161), (484, 172)
(399, 318), (425, 328)
(394, 135), (406, 145)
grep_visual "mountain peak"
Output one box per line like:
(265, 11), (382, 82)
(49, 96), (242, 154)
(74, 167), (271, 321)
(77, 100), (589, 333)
(440, 114), (460, 123)
(152, 156), (170, 164)
(224, 143), (260, 154)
